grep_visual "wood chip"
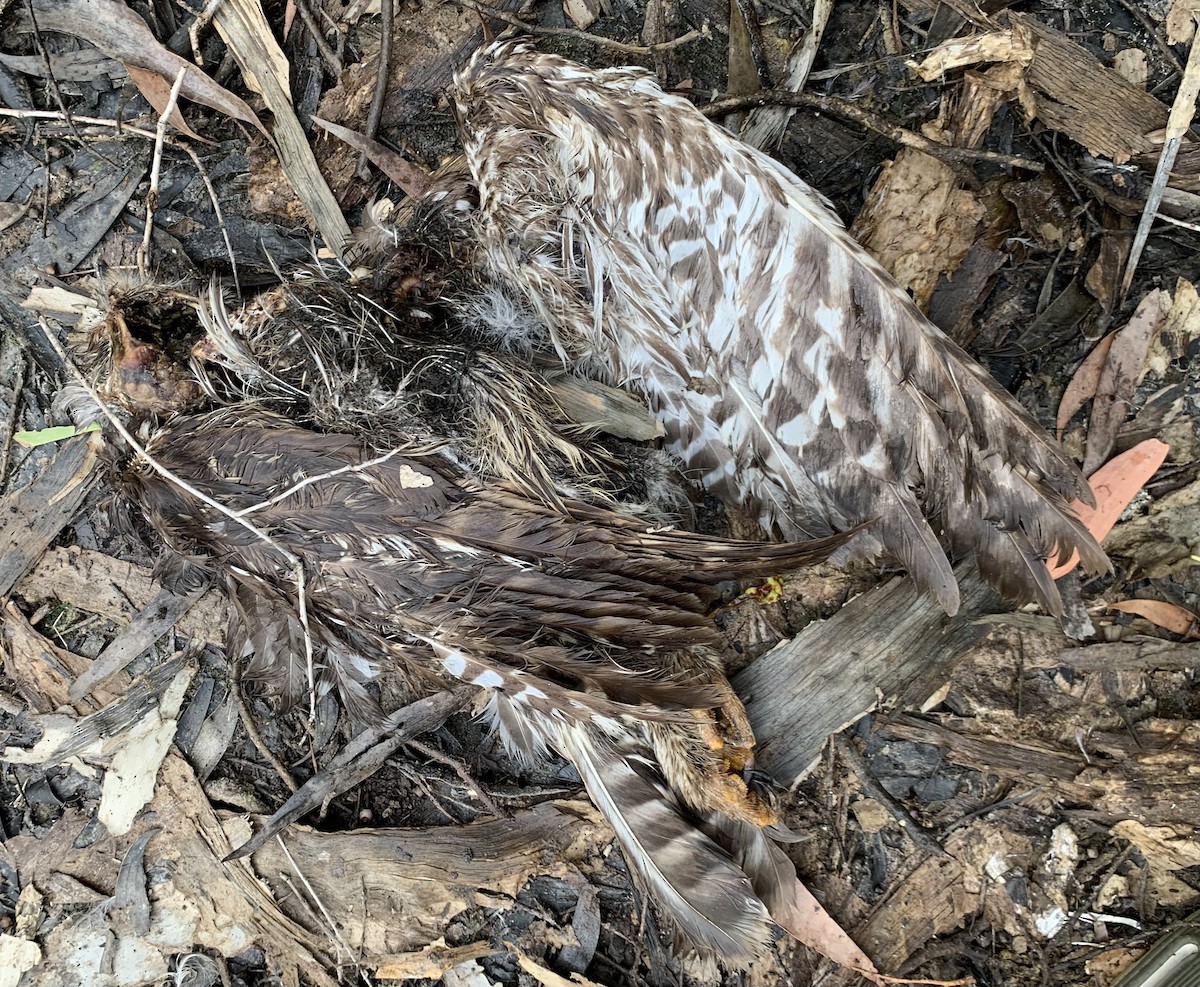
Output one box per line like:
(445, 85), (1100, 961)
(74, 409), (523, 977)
(0, 436), (99, 599)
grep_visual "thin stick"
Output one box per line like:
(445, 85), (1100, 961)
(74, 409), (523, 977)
(406, 737), (505, 819)
(0, 107), (169, 134)
(701, 90), (1044, 175)
(293, 0), (343, 75)
(461, 0), (710, 55)
(232, 440), (415, 518)
(1120, 19), (1200, 301)
(35, 320), (320, 723)
(275, 837), (358, 968)
(138, 67), (189, 277)
(231, 660), (300, 794)
(22, 0), (92, 149)
(185, 0), (225, 68)
(358, 0), (392, 179)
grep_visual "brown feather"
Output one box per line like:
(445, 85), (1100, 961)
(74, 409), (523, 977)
(122, 408), (848, 720)
(452, 42), (1112, 616)
(118, 406), (838, 964)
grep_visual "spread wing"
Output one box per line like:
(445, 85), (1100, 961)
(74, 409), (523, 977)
(124, 408), (846, 715)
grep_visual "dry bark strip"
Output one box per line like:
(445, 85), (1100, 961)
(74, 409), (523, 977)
(227, 688), (476, 861)
(1016, 13), (1170, 163)
(17, 545), (226, 643)
(737, 569), (1003, 782)
(882, 713), (1200, 826)
(0, 435), (99, 598)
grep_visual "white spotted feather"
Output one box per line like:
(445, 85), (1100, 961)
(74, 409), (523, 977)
(453, 42), (1111, 616)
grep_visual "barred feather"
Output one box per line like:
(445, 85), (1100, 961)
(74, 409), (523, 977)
(452, 42), (1112, 616)
(552, 725), (778, 962)
(120, 407), (831, 963)
(122, 407), (848, 720)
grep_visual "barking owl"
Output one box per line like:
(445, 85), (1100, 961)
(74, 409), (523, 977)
(450, 42), (1110, 616)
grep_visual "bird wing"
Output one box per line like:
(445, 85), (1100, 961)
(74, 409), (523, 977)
(454, 43), (1109, 615)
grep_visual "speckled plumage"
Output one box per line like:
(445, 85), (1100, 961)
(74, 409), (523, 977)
(452, 42), (1110, 616)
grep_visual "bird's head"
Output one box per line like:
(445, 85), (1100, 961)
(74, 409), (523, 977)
(73, 277), (207, 418)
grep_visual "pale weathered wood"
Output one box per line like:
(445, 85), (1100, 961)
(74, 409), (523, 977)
(0, 435), (99, 598)
(736, 570), (1003, 783)
(17, 545), (226, 644)
(249, 798), (609, 956)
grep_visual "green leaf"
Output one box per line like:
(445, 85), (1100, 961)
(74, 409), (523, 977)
(13, 423), (101, 447)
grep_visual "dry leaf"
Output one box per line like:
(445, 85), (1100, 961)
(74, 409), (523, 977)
(1084, 289), (1170, 474)
(1057, 332), (1114, 440)
(775, 876), (885, 984)
(727, 0), (760, 98)
(1107, 599), (1200, 637)
(29, 0), (267, 138)
(123, 64), (213, 144)
(1050, 438), (1170, 577)
(311, 116), (431, 198)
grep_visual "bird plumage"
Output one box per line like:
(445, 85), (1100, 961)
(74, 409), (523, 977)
(189, 187), (687, 516)
(113, 397), (849, 963)
(451, 41), (1111, 616)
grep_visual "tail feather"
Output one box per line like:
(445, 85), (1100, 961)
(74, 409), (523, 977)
(553, 726), (778, 963)
(711, 817), (802, 923)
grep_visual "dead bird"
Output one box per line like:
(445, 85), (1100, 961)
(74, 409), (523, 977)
(451, 42), (1110, 617)
(62, 273), (853, 966)
(109, 382), (851, 965)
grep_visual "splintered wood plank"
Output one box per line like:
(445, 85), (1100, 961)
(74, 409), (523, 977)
(736, 571), (1001, 783)
(0, 435), (100, 599)
(8, 754), (338, 987)
(1, 601), (123, 712)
